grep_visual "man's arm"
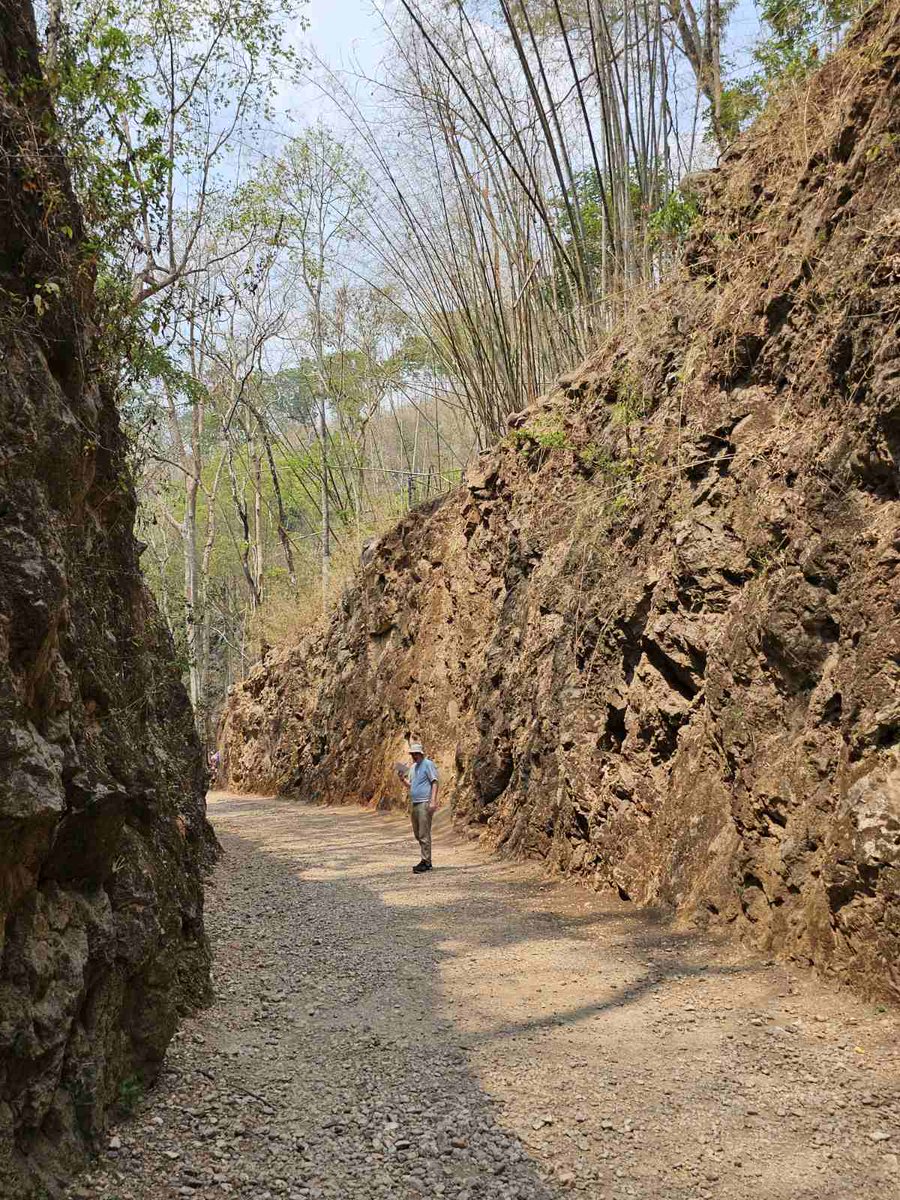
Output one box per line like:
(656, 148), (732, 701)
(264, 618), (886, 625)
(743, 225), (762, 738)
(428, 768), (439, 812)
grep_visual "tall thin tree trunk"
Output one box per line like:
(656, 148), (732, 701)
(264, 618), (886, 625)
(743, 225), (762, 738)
(320, 399), (331, 615)
(183, 475), (201, 718)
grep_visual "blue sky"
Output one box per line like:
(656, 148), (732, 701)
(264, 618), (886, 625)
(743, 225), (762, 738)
(268, 0), (387, 129)
(300, 0), (765, 76)
(273, 0), (768, 160)
(301, 0), (385, 72)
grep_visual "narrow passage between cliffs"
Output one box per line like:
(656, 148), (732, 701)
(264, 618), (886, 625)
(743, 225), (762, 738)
(68, 795), (900, 1200)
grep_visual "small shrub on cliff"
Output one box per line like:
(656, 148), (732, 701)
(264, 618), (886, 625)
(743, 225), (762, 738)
(610, 363), (650, 428)
(649, 188), (700, 245)
(511, 416), (571, 456)
(579, 445), (635, 478)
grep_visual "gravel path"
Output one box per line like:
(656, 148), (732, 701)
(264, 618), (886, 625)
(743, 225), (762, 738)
(69, 794), (900, 1200)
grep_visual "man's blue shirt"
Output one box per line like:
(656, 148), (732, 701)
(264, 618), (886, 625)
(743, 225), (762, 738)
(409, 758), (438, 803)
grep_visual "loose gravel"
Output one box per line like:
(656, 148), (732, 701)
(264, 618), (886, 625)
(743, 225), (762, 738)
(68, 794), (900, 1200)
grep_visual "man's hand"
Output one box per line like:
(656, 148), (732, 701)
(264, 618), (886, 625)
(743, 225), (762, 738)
(427, 785), (439, 814)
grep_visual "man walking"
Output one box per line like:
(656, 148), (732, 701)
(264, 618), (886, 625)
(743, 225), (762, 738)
(404, 741), (439, 874)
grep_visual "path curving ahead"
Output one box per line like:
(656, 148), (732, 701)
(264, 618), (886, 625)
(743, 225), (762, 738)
(68, 794), (899, 1200)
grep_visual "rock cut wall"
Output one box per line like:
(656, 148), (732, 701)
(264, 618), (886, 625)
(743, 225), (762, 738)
(0, 4), (216, 1193)
(221, 1), (900, 1003)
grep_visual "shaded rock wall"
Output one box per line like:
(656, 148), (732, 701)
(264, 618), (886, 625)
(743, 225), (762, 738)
(221, 1), (900, 1002)
(0, 4), (216, 1193)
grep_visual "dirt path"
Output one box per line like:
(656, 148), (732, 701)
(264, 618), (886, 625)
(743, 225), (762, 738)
(68, 794), (899, 1200)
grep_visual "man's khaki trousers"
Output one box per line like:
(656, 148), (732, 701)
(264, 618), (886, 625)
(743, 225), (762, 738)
(410, 801), (433, 863)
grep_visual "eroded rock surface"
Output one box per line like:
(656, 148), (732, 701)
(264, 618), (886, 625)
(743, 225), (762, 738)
(0, 4), (215, 1194)
(221, 2), (900, 1002)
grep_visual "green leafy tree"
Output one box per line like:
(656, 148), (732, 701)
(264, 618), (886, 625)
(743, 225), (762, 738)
(40, 0), (305, 313)
(723, 0), (857, 134)
(242, 123), (369, 608)
(753, 0), (854, 88)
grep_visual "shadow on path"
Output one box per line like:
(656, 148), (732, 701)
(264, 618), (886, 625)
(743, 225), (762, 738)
(200, 796), (900, 1200)
(68, 795), (900, 1200)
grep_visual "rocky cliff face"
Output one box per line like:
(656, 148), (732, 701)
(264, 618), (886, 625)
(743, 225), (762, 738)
(221, 1), (900, 1003)
(0, 5), (215, 1194)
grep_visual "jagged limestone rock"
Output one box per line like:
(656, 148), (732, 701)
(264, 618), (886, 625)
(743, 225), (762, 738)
(221, 0), (900, 1004)
(0, 4), (216, 1193)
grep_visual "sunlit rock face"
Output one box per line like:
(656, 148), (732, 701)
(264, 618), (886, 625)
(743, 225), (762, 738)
(0, 3), (216, 1193)
(221, 0), (900, 1006)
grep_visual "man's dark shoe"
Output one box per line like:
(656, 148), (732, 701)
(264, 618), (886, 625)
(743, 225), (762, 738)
(412, 860), (433, 874)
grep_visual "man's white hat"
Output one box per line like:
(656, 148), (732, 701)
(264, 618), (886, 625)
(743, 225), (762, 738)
(409, 742), (424, 754)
